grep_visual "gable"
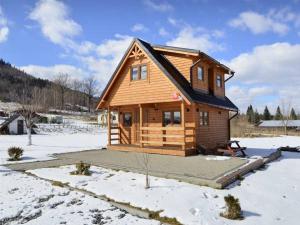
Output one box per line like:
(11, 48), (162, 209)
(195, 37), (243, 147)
(97, 40), (192, 108)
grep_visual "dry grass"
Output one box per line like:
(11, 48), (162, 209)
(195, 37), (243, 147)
(231, 116), (300, 138)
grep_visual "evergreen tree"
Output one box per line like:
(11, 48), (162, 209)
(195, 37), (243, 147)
(290, 108), (297, 120)
(246, 105), (254, 123)
(254, 110), (260, 124)
(274, 106), (282, 120)
(263, 106), (271, 120)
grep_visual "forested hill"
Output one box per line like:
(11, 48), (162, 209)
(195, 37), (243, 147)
(0, 59), (98, 112)
(0, 59), (51, 102)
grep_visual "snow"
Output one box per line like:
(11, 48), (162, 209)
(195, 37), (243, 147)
(29, 136), (300, 225)
(0, 166), (158, 225)
(0, 130), (107, 165)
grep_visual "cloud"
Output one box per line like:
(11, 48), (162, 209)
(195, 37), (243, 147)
(229, 11), (289, 35)
(20, 64), (87, 80)
(143, 0), (173, 12)
(158, 27), (169, 37)
(0, 6), (9, 43)
(225, 42), (300, 112)
(78, 34), (133, 84)
(166, 25), (225, 53)
(131, 23), (148, 32)
(29, 0), (82, 46)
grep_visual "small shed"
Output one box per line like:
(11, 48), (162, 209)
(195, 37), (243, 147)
(0, 114), (35, 135)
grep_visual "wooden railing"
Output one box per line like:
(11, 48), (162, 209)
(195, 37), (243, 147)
(140, 125), (195, 150)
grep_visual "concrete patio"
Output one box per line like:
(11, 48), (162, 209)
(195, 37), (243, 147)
(5, 149), (260, 188)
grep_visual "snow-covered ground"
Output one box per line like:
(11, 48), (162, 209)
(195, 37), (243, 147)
(28, 136), (300, 225)
(0, 166), (158, 225)
(0, 130), (107, 165)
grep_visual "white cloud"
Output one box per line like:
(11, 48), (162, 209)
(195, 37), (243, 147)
(0, 6), (9, 43)
(144, 0), (173, 12)
(158, 27), (169, 37)
(131, 23), (148, 32)
(78, 34), (133, 83)
(166, 25), (224, 53)
(229, 11), (289, 35)
(225, 42), (300, 112)
(29, 0), (82, 46)
(20, 64), (87, 80)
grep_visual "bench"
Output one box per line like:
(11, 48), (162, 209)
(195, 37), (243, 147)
(217, 140), (247, 157)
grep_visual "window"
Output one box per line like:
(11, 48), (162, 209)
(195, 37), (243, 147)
(197, 66), (204, 80)
(131, 64), (147, 81)
(163, 111), (181, 126)
(123, 112), (132, 127)
(216, 74), (222, 87)
(199, 111), (209, 126)
(141, 65), (147, 80)
(131, 67), (139, 80)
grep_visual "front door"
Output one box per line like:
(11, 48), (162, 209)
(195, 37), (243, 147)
(17, 120), (24, 134)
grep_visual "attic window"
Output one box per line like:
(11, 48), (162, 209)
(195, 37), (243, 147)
(130, 64), (148, 81)
(197, 66), (204, 80)
(216, 74), (222, 87)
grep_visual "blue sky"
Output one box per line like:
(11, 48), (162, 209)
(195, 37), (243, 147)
(0, 0), (300, 112)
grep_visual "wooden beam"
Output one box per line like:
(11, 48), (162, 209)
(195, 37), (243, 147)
(181, 101), (185, 151)
(192, 103), (197, 149)
(139, 104), (143, 147)
(107, 107), (111, 145)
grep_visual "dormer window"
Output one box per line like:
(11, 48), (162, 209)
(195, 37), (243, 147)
(197, 66), (204, 80)
(131, 64), (148, 81)
(216, 74), (222, 87)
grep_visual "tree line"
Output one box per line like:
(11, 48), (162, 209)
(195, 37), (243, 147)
(0, 58), (99, 112)
(246, 105), (298, 124)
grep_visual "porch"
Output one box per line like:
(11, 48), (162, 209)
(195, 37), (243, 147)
(106, 101), (198, 156)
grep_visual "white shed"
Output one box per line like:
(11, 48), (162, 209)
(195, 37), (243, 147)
(0, 114), (28, 135)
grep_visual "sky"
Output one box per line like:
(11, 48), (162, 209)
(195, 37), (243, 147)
(0, 0), (300, 113)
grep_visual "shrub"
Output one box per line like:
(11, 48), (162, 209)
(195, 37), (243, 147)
(70, 161), (91, 176)
(7, 147), (24, 161)
(220, 194), (243, 220)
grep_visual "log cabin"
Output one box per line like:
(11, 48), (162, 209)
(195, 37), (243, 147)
(96, 38), (238, 156)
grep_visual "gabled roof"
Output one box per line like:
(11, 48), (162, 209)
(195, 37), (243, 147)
(97, 38), (238, 111)
(0, 114), (21, 130)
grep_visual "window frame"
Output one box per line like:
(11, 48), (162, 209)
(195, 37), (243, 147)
(199, 111), (209, 126)
(130, 64), (148, 81)
(216, 74), (222, 88)
(123, 112), (132, 127)
(131, 66), (139, 81)
(163, 111), (181, 126)
(197, 66), (204, 81)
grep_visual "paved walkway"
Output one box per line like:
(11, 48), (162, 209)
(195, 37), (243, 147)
(6, 150), (248, 188)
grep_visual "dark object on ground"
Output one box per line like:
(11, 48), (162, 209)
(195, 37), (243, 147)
(70, 161), (91, 176)
(278, 146), (300, 152)
(220, 194), (243, 220)
(217, 140), (247, 157)
(7, 147), (24, 161)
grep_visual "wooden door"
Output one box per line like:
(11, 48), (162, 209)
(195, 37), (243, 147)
(17, 120), (24, 134)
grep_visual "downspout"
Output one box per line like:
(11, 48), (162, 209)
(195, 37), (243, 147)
(225, 70), (235, 82)
(228, 110), (239, 140)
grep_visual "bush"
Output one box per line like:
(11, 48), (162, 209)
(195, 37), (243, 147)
(70, 161), (91, 176)
(220, 194), (243, 220)
(7, 147), (24, 161)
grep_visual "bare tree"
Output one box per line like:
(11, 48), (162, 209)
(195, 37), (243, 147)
(281, 99), (292, 135)
(20, 87), (43, 146)
(83, 76), (98, 112)
(136, 152), (151, 189)
(53, 73), (70, 110)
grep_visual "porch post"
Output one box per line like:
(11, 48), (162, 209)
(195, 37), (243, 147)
(181, 101), (185, 151)
(139, 104), (143, 147)
(192, 103), (197, 149)
(117, 107), (120, 144)
(107, 107), (111, 145)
